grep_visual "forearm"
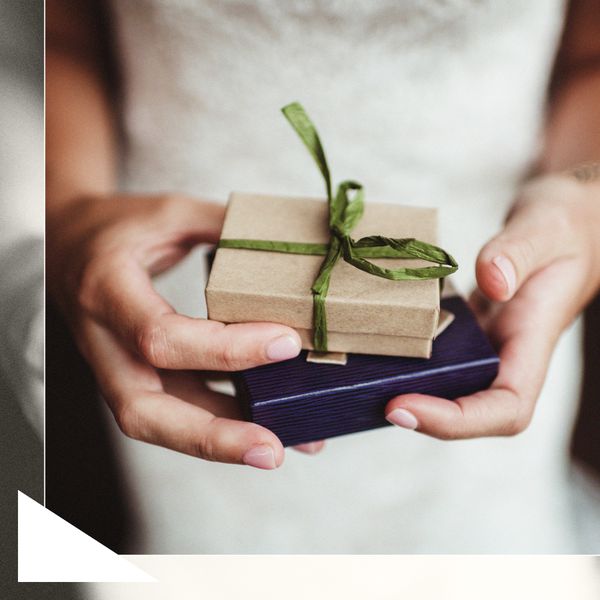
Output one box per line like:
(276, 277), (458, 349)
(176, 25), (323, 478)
(46, 0), (122, 311)
(541, 69), (600, 172)
(46, 0), (119, 216)
(46, 48), (118, 214)
(527, 0), (600, 294)
(540, 0), (600, 173)
(544, 70), (600, 293)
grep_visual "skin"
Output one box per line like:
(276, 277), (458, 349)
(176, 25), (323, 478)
(385, 0), (600, 437)
(47, 0), (600, 468)
(386, 173), (600, 437)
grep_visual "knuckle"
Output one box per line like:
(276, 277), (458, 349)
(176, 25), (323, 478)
(76, 249), (126, 315)
(436, 399), (471, 441)
(115, 402), (141, 440)
(193, 422), (218, 462)
(195, 436), (216, 462)
(544, 202), (572, 232)
(137, 319), (170, 367)
(152, 193), (195, 231)
(435, 430), (459, 441)
(76, 255), (107, 315)
(216, 341), (247, 371)
(502, 418), (525, 437)
(156, 193), (186, 218)
(532, 201), (576, 248)
(501, 402), (532, 437)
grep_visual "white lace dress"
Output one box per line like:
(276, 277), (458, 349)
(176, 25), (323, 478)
(105, 0), (598, 553)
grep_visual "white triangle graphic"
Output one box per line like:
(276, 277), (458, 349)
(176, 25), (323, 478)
(18, 491), (156, 582)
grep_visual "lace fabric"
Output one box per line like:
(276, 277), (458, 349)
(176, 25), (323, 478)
(102, 0), (596, 554)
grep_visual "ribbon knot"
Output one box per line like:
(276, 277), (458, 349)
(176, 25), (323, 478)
(218, 102), (458, 352)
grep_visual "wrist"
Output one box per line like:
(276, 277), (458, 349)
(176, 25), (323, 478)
(562, 165), (600, 290)
(567, 162), (600, 184)
(515, 170), (600, 291)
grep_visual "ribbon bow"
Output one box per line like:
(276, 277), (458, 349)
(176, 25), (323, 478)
(219, 102), (458, 352)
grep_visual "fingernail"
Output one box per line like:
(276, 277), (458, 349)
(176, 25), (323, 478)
(386, 408), (419, 430)
(243, 444), (277, 469)
(491, 255), (516, 298)
(266, 335), (301, 361)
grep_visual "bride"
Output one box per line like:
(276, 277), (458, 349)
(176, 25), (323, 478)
(46, 0), (600, 553)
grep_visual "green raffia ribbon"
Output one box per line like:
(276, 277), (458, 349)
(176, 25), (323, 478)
(219, 102), (458, 352)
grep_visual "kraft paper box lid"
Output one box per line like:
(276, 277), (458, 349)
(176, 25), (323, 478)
(206, 192), (440, 349)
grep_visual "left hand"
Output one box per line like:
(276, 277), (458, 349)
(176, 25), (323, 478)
(385, 171), (600, 439)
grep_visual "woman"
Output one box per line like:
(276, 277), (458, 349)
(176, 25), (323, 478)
(47, 0), (600, 553)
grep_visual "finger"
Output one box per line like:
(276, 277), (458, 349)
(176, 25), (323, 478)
(164, 373), (326, 454)
(83, 253), (302, 371)
(137, 197), (225, 274)
(385, 271), (560, 440)
(117, 388), (286, 468)
(467, 287), (490, 316)
(385, 381), (536, 442)
(87, 321), (285, 468)
(467, 288), (507, 335)
(384, 331), (544, 439)
(122, 195), (226, 249)
(293, 440), (326, 454)
(467, 288), (492, 327)
(476, 200), (577, 302)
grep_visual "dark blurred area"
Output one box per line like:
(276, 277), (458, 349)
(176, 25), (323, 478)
(0, 0), (43, 93)
(572, 296), (600, 478)
(43, 0), (138, 556)
(45, 302), (139, 554)
(0, 0), (82, 597)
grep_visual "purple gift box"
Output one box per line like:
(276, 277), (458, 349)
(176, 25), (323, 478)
(233, 296), (500, 447)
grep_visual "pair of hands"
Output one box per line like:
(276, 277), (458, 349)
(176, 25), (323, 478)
(46, 172), (600, 469)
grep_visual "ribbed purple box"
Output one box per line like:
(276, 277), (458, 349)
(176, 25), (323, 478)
(233, 296), (499, 447)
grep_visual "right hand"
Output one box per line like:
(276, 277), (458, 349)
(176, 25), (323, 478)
(47, 193), (322, 469)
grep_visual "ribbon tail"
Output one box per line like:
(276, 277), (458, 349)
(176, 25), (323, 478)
(311, 238), (342, 352)
(341, 237), (458, 281)
(282, 102), (333, 202)
(312, 291), (328, 352)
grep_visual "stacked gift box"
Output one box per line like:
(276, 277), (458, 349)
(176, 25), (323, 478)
(205, 103), (499, 446)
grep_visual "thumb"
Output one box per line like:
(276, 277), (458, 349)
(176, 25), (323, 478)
(475, 200), (575, 302)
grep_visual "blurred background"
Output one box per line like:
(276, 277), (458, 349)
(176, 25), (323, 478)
(0, 0), (82, 598)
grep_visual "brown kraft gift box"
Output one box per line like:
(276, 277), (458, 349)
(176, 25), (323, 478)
(206, 192), (442, 358)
